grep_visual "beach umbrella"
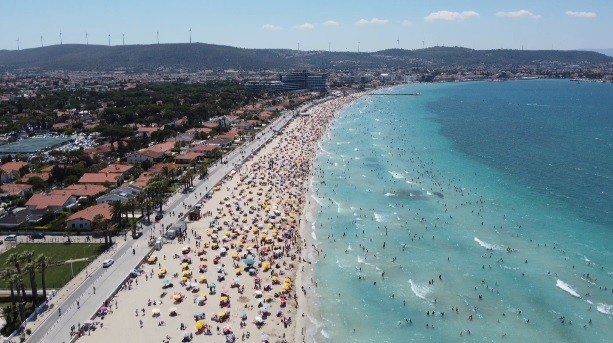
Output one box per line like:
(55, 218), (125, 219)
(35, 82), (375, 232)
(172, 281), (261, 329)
(243, 259), (256, 266)
(84, 320), (94, 326)
(197, 296), (206, 303)
(169, 307), (177, 313)
(226, 333), (236, 343)
(173, 294), (183, 301)
(195, 319), (206, 330)
(209, 282), (216, 289)
(182, 331), (191, 339)
(255, 316), (263, 323)
(151, 308), (160, 315)
(261, 333), (269, 341)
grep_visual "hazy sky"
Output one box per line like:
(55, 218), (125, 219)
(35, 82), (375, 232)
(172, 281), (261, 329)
(0, 0), (610, 51)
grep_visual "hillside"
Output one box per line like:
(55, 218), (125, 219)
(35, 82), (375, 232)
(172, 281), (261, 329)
(0, 43), (610, 72)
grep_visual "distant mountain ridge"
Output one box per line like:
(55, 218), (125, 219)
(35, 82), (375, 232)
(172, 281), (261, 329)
(0, 43), (610, 72)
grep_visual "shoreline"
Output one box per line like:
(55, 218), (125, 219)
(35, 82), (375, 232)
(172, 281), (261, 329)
(294, 92), (368, 343)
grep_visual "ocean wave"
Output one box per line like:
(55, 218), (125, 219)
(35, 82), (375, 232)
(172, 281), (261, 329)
(409, 279), (432, 300)
(474, 237), (503, 251)
(310, 194), (323, 205)
(596, 303), (613, 315)
(374, 212), (384, 222)
(389, 171), (404, 179)
(556, 279), (581, 298)
(384, 192), (396, 197)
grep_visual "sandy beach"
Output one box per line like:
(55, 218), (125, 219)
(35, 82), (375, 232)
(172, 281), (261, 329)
(75, 93), (364, 343)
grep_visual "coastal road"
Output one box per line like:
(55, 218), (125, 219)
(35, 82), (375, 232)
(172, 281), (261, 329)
(25, 110), (297, 343)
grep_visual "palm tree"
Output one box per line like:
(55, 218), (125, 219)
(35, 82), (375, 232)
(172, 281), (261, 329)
(12, 274), (25, 323)
(24, 261), (38, 306)
(111, 200), (123, 225)
(6, 253), (27, 300)
(91, 214), (108, 245)
(0, 269), (18, 327)
(36, 254), (49, 302)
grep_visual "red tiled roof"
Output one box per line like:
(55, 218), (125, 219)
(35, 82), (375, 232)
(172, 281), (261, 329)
(137, 127), (160, 133)
(99, 164), (134, 174)
(191, 144), (219, 153)
(50, 184), (108, 197)
(20, 172), (50, 183)
(0, 183), (33, 196)
(78, 173), (122, 184)
(148, 141), (175, 154)
(25, 193), (72, 209)
(1, 161), (28, 173)
(148, 163), (183, 174)
(175, 152), (204, 161)
(66, 203), (113, 222)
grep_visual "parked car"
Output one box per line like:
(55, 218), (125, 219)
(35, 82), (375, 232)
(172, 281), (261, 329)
(132, 231), (143, 239)
(5, 234), (17, 242)
(29, 233), (45, 239)
(155, 213), (163, 221)
(102, 259), (114, 268)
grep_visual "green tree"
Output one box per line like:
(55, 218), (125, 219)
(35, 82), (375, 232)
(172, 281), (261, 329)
(36, 254), (49, 302)
(23, 252), (38, 306)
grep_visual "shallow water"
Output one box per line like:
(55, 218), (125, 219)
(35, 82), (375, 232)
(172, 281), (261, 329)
(306, 80), (613, 342)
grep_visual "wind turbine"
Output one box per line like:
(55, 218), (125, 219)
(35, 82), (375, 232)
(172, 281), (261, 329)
(157, 31), (159, 44)
(397, 37), (400, 49)
(422, 40), (425, 49)
(16, 38), (20, 51)
(86, 32), (89, 45)
(328, 41), (331, 52)
(40, 35), (44, 47)
(357, 41), (360, 53)
(189, 28), (192, 44)
(122, 33), (125, 45)
(108, 33), (111, 46)
(60, 30), (63, 45)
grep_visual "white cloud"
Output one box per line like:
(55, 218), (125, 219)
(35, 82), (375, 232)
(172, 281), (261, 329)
(425, 10), (479, 21)
(402, 20), (412, 27)
(322, 20), (339, 27)
(565, 11), (597, 18)
(496, 10), (541, 19)
(293, 23), (315, 30)
(262, 24), (282, 30)
(355, 18), (389, 25)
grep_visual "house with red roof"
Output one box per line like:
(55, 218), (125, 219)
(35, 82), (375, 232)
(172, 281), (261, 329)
(174, 152), (205, 164)
(25, 193), (76, 212)
(65, 203), (113, 230)
(78, 172), (123, 186)
(1, 161), (28, 183)
(0, 183), (33, 197)
(190, 144), (220, 157)
(50, 184), (108, 198)
(126, 149), (165, 164)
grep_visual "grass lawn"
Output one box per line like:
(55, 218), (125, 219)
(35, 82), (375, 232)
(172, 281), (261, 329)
(0, 243), (105, 289)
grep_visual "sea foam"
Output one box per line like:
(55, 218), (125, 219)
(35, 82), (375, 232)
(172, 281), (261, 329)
(556, 279), (581, 298)
(409, 279), (432, 300)
(474, 237), (503, 251)
(389, 171), (404, 179)
(596, 303), (613, 315)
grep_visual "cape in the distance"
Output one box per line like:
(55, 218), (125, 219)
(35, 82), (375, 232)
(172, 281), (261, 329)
(0, 43), (611, 72)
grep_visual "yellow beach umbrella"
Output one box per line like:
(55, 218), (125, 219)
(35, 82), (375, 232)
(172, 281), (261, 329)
(217, 311), (226, 317)
(195, 319), (206, 330)
(262, 261), (271, 271)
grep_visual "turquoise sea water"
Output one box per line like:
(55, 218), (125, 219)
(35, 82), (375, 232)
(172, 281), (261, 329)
(305, 80), (612, 342)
